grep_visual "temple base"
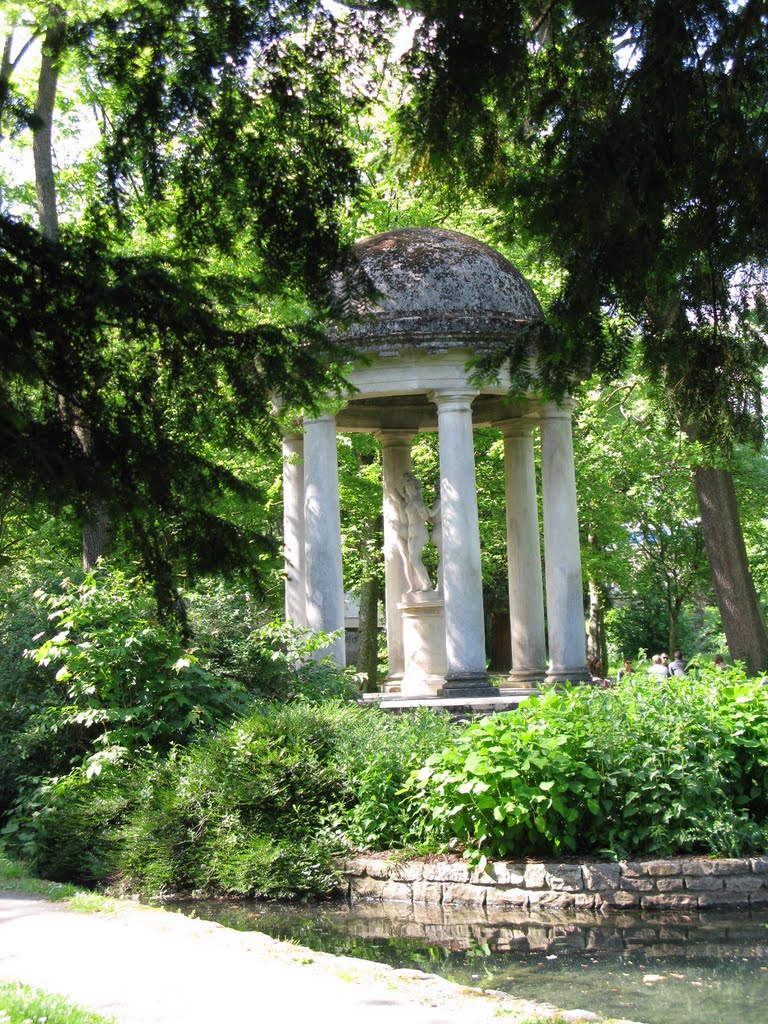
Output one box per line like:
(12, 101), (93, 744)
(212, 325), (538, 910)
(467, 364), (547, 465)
(438, 673), (499, 698)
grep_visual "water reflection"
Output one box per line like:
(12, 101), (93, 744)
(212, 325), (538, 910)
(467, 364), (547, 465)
(170, 898), (768, 1024)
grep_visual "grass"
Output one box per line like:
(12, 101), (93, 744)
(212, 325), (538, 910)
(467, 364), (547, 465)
(0, 981), (114, 1024)
(0, 854), (115, 912)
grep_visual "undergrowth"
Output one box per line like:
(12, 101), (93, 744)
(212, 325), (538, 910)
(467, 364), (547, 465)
(406, 671), (768, 865)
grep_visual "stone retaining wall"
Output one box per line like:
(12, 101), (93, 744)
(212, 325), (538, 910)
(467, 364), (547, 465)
(343, 854), (768, 911)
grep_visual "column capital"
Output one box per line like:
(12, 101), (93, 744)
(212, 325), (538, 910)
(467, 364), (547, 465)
(428, 387), (479, 412)
(538, 397), (578, 420)
(303, 411), (338, 427)
(495, 417), (536, 438)
(375, 429), (415, 448)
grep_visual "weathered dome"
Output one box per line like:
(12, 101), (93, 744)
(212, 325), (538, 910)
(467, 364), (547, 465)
(334, 227), (542, 352)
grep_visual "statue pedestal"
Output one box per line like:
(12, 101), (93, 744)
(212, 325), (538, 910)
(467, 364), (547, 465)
(398, 590), (447, 696)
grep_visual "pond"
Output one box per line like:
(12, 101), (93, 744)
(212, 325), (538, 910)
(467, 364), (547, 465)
(170, 897), (768, 1024)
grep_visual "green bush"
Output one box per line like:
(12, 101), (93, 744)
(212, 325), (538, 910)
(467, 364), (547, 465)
(117, 701), (360, 897)
(116, 703), (457, 896)
(1, 767), (131, 884)
(335, 706), (458, 851)
(0, 566), (87, 820)
(186, 581), (360, 702)
(407, 671), (768, 865)
(1, 701), (460, 896)
(26, 567), (250, 757)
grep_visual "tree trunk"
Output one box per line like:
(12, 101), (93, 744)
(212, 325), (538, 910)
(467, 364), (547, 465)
(586, 575), (608, 676)
(34, 7), (109, 569)
(32, 8), (63, 241)
(357, 576), (380, 693)
(668, 594), (683, 654)
(693, 464), (768, 674)
(489, 610), (512, 672)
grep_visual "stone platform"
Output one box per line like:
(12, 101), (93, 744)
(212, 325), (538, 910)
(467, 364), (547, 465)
(359, 687), (538, 717)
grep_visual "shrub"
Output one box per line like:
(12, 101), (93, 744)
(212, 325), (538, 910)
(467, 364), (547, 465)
(26, 567), (249, 755)
(186, 581), (360, 702)
(406, 671), (768, 865)
(110, 703), (457, 896)
(335, 706), (458, 850)
(0, 566), (86, 821)
(117, 701), (360, 897)
(0, 702), (460, 897)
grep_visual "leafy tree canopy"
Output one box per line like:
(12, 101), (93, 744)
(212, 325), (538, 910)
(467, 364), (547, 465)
(386, 0), (768, 447)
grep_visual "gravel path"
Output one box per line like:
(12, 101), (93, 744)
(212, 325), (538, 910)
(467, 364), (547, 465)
(0, 892), (636, 1024)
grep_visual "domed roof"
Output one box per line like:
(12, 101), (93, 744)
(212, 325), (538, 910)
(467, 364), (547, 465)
(333, 227), (542, 352)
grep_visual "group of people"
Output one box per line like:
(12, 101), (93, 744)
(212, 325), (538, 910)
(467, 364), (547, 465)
(588, 650), (730, 687)
(645, 651), (689, 679)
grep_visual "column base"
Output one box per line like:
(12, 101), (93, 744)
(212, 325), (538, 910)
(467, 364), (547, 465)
(380, 675), (402, 694)
(508, 667), (548, 686)
(545, 667), (592, 686)
(438, 673), (499, 698)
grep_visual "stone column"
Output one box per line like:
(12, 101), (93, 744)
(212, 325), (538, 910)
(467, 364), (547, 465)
(540, 402), (589, 683)
(499, 419), (547, 683)
(377, 430), (413, 688)
(282, 432), (307, 627)
(430, 389), (496, 695)
(303, 413), (346, 667)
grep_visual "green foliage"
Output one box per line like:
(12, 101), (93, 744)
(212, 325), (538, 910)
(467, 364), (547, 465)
(26, 567), (248, 756)
(407, 673), (768, 864)
(0, 981), (114, 1024)
(335, 707), (458, 851)
(1, 701), (460, 897)
(1, 768), (131, 884)
(0, 554), (86, 819)
(186, 580), (360, 703)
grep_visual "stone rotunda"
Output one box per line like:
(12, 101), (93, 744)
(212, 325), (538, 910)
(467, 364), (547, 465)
(282, 227), (589, 701)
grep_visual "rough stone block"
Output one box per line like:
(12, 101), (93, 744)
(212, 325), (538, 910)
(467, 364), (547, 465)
(350, 875), (385, 901)
(655, 878), (687, 892)
(381, 880), (413, 903)
(620, 877), (656, 892)
(441, 882), (486, 907)
(572, 892), (598, 909)
(528, 890), (576, 909)
(644, 859), (683, 877)
(545, 863), (584, 892)
(748, 888), (768, 904)
(523, 862), (547, 888)
(362, 858), (394, 880)
(475, 861), (526, 886)
(389, 861), (424, 883)
(684, 857), (750, 876)
(640, 893), (698, 910)
(697, 891), (750, 908)
(683, 876), (724, 892)
(411, 881), (444, 904)
(620, 861), (645, 878)
(343, 856), (369, 877)
(724, 875), (766, 892)
(485, 887), (530, 908)
(599, 889), (639, 908)
(750, 856), (768, 875)
(423, 861), (470, 884)
(582, 863), (620, 891)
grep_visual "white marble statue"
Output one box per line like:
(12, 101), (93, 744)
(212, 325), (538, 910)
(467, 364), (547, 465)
(396, 472), (441, 593)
